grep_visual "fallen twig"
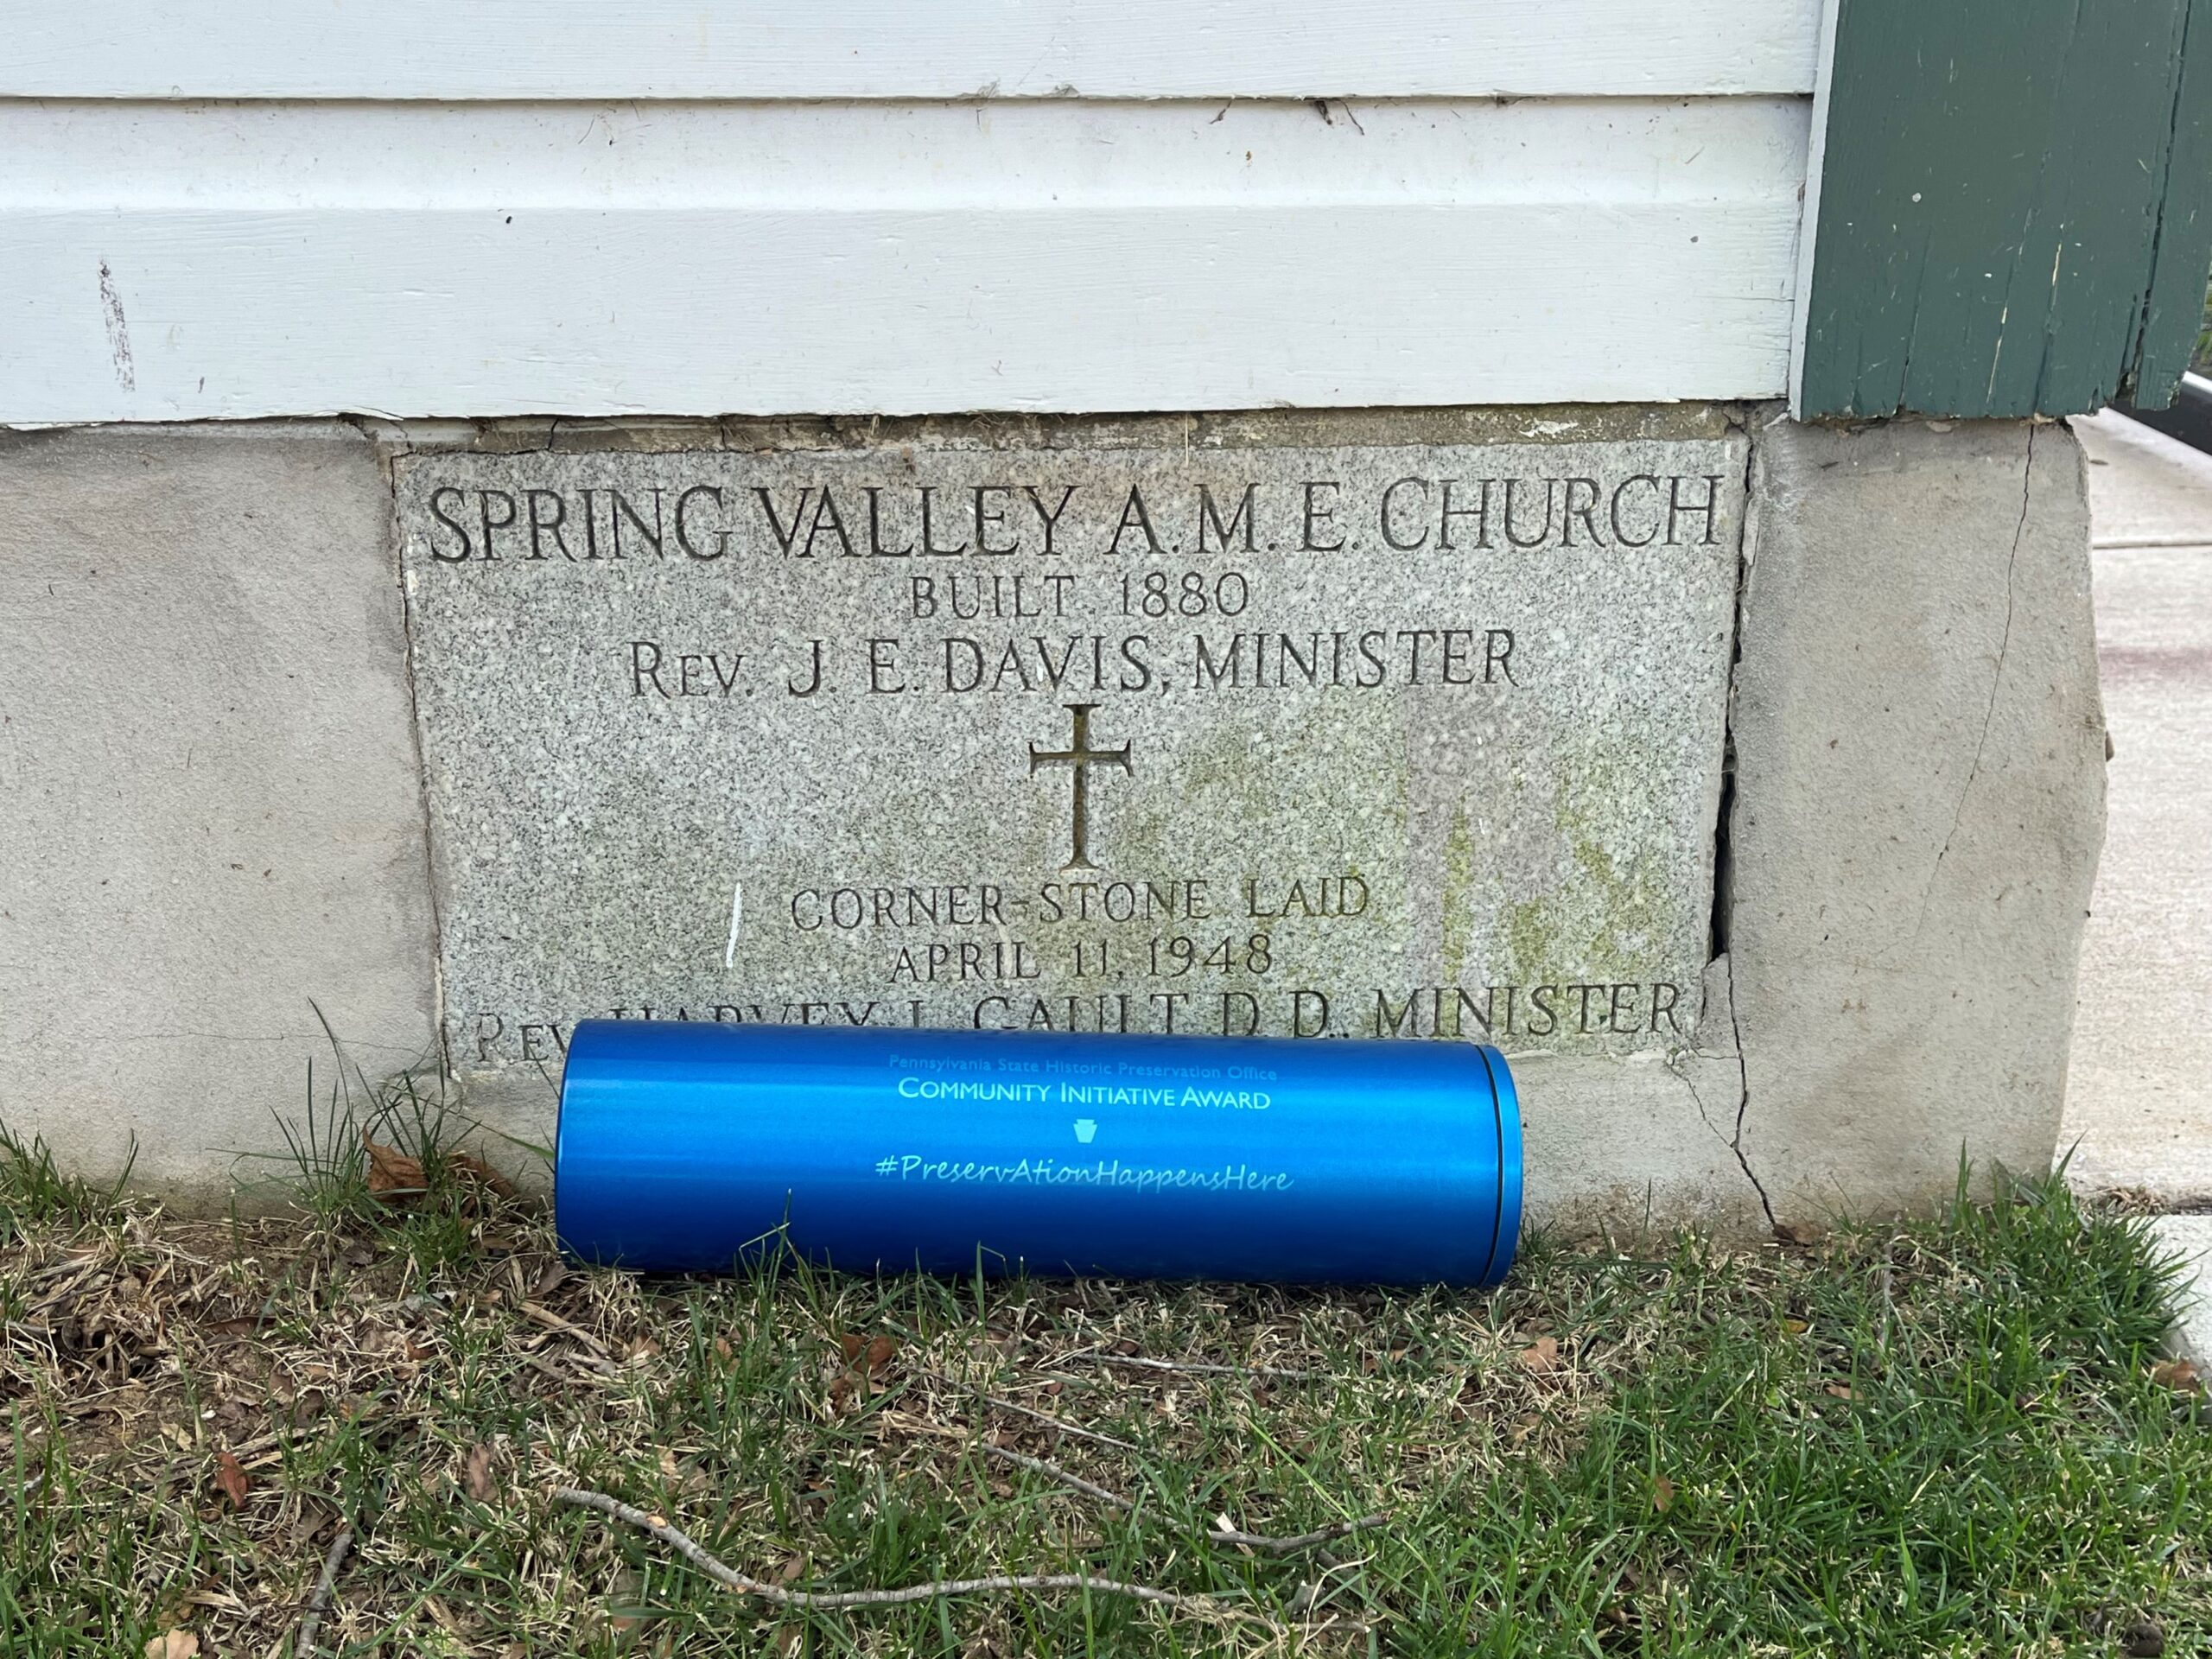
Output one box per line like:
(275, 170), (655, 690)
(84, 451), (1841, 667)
(1207, 1514), (1389, 1555)
(522, 1351), (612, 1389)
(922, 1371), (1140, 1451)
(974, 1446), (1386, 1556)
(27, 1252), (104, 1285)
(553, 1487), (1260, 1622)
(1058, 1351), (1322, 1382)
(294, 1526), (354, 1656)
(518, 1302), (620, 1374)
(979, 1444), (1135, 1510)
(519, 1300), (614, 1358)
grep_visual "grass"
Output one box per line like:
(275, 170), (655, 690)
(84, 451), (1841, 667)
(0, 1125), (134, 1249)
(0, 1135), (2205, 1658)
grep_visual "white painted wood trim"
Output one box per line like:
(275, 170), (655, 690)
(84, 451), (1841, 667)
(1786, 0), (1843, 418)
(1, 0), (1823, 99)
(3, 98), (1809, 423)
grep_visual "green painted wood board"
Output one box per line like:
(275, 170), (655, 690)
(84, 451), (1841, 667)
(1797, 0), (2212, 418)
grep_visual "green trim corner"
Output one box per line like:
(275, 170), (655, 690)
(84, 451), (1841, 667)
(1796, 0), (2212, 419)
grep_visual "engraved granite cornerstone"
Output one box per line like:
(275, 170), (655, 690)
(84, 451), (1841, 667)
(397, 426), (1743, 1075)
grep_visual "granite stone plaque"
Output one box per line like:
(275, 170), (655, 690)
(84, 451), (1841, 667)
(396, 423), (1742, 1071)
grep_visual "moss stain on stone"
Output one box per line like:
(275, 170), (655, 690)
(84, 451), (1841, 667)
(1485, 736), (1678, 992)
(1099, 696), (1410, 983)
(1440, 801), (1477, 987)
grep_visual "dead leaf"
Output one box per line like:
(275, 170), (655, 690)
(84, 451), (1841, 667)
(213, 1449), (250, 1508)
(772, 1625), (803, 1656)
(2150, 1358), (2201, 1392)
(839, 1333), (865, 1365)
(864, 1335), (900, 1372)
(713, 1336), (734, 1362)
(1652, 1475), (1676, 1514)
(1516, 1335), (1560, 1372)
(465, 1442), (495, 1503)
(447, 1151), (518, 1198)
(143, 1633), (199, 1659)
(1782, 1318), (1809, 1335)
(1823, 1382), (1855, 1401)
(362, 1132), (425, 1203)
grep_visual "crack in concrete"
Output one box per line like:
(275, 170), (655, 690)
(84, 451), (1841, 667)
(1678, 411), (1777, 1230)
(1907, 423), (2033, 950)
(1656, 963), (1773, 1229)
(1666, 1050), (1734, 1149)
(1722, 950), (1776, 1230)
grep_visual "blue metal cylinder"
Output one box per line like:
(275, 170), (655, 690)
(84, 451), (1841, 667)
(554, 1020), (1521, 1285)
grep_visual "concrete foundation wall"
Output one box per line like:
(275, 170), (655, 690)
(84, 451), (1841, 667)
(1731, 415), (2107, 1223)
(0, 407), (2106, 1229)
(0, 424), (437, 1203)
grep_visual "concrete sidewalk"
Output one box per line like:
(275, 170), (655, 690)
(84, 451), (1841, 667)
(2065, 409), (2212, 1363)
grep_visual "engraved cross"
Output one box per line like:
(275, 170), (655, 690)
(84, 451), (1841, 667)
(1028, 702), (1132, 873)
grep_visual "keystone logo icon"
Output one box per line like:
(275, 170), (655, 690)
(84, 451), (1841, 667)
(1072, 1119), (1098, 1144)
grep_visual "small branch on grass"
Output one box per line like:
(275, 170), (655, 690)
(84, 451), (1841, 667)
(553, 1487), (1261, 1624)
(28, 1253), (104, 1285)
(518, 1302), (620, 1374)
(1058, 1351), (1323, 1382)
(980, 1444), (1135, 1510)
(522, 1352), (613, 1389)
(974, 1446), (1387, 1556)
(921, 1371), (1139, 1451)
(294, 1527), (354, 1657)
(520, 1301), (615, 1357)
(1207, 1515), (1388, 1555)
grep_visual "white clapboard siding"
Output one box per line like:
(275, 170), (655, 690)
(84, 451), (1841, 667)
(1, 98), (1808, 423)
(1, 0), (1821, 99)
